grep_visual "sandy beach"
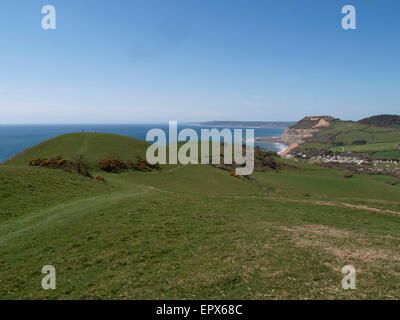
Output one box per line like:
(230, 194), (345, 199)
(256, 136), (291, 154)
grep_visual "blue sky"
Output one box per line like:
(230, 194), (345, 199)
(0, 0), (399, 124)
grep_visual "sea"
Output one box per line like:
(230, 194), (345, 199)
(0, 124), (288, 163)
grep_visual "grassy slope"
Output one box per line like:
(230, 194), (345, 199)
(3, 132), (150, 167)
(117, 164), (262, 195)
(0, 166), (115, 222)
(299, 121), (400, 155)
(330, 142), (400, 153)
(252, 168), (399, 201)
(328, 121), (400, 145)
(371, 151), (400, 159)
(1, 133), (400, 299)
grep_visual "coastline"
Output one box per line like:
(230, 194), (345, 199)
(255, 136), (290, 154)
(189, 124), (289, 129)
(189, 121), (295, 129)
(255, 136), (287, 144)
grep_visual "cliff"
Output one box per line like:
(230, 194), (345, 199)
(281, 116), (337, 144)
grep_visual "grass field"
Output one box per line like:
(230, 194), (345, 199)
(371, 151), (400, 160)
(296, 142), (330, 152)
(329, 142), (400, 159)
(1, 133), (400, 299)
(324, 121), (400, 145)
(297, 121), (400, 159)
(330, 142), (400, 153)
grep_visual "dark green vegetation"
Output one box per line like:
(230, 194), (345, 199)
(359, 114), (400, 128)
(296, 119), (400, 159)
(1, 133), (400, 299)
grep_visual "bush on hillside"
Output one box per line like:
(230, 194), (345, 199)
(29, 156), (67, 169)
(71, 154), (92, 177)
(332, 141), (344, 146)
(95, 175), (106, 182)
(133, 157), (161, 171)
(213, 146), (295, 175)
(99, 157), (161, 173)
(352, 140), (367, 145)
(230, 170), (239, 178)
(29, 155), (92, 178)
(98, 159), (127, 173)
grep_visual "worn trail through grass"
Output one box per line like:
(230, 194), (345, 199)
(0, 182), (151, 246)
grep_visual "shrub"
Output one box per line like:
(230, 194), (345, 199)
(98, 157), (161, 173)
(352, 140), (367, 145)
(133, 159), (152, 171)
(332, 141), (344, 146)
(95, 175), (106, 182)
(230, 170), (239, 178)
(29, 159), (42, 166)
(137, 157), (160, 170)
(99, 159), (127, 173)
(126, 157), (161, 172)
(125, 159), (135, 169)
(71, 154), (92, 178)
(29, 156), (92, 178)
(29, 157), (68, 169)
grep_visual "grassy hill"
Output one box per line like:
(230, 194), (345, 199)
(359, 114), (400, 128)
(3, 132), (150, 167)
(1, 132), (400, 299)
(308, 120), (400, 145)
(0, 165), (115, 223)
(296, 119), (400, 158)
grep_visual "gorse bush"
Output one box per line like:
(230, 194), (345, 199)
(29, 155), (92, 178)
(98, 159), (127, 173)
(131, 157), (161, 171)
(230, 170), (239, 178)
(29, 154), (161, 176)
(99, 157), (161, 173)
(95, 175), (106, 182)
(29, 157), (69, 169)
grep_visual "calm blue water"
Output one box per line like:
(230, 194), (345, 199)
(0, 124), (287, 163)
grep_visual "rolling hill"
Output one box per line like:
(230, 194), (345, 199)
(1, 132), (400, 299)
(290, 116), (400, 159)
(359, 114), (400, 128)
(3, 132), (150, 167)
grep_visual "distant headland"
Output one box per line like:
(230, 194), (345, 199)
(255, 114), (400, 158)
(190, 121), (295, 128)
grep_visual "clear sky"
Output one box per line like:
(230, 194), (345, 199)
(0, 0), (399, 124)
